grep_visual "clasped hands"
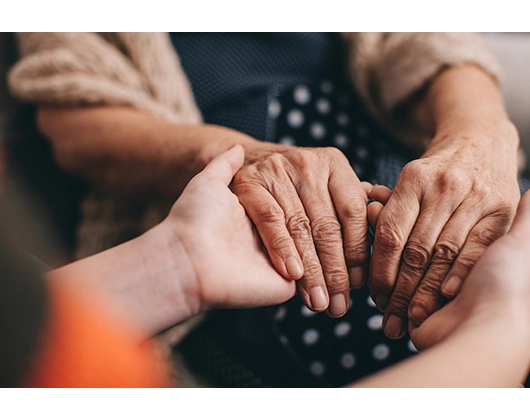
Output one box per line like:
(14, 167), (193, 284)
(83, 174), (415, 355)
(229, 132), (520, 339)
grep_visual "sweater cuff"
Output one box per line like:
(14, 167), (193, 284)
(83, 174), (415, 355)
(374, 33), (502, 115)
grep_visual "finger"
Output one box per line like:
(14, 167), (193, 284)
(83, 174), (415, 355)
(271, 178), (332, 312)
(369, 184), (393, 205)
(361, 181), (373, 195)
(297, 174), (355, 317)
(369, 187), (420, 312)
(367, 200), (383, 231)
(407, 203), (480, 326)
(234, 183), (304, 281)
(441, 211), (512, 298)
(328, 165), (369, 310)
(199, 144), (245, 185)
(382, 201), (457, 339)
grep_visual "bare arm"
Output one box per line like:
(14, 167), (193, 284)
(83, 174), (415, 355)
(36, 106), (279, 200)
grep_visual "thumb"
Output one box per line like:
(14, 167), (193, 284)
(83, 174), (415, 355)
(197, 144), (245, 186)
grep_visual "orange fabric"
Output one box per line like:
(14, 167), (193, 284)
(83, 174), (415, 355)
(23, 281), (170, 388)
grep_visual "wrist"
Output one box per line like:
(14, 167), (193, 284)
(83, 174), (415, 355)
(423, 118), (520, 160)
(142, 222), (201, 326)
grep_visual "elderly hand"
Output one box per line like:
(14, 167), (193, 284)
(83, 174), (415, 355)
(368, 122), (520, 339)
(409, 190), (530, 352)
(232, 145), (370, 317)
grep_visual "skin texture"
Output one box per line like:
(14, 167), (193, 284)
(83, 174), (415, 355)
(37, 66), (519, 325)
(356, 191), (530, 387)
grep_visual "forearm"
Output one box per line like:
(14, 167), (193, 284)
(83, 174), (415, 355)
(413, 64), (519, 155)
(45, 223), (198, 340)
(353, 308), (530, 387)
(37, 106), (281, 199)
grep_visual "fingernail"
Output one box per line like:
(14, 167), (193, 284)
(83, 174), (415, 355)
(285, 257), (303, 279)
(384, 315), (404, 339)
(442, 275), (462, 297)
(409, 305), (428, 324)
(375, 295), (388, 312)
(349, 267), (364, 288)
(310, 287), (328, 311)
(329, 294), (348, 317)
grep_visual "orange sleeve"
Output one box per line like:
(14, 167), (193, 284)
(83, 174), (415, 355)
(22, 281), (171, 388)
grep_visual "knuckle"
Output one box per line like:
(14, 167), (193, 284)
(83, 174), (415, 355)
(311, 216), (342, 243)
(470, 225), (502, 249)
(415, 277), (444, 302)
(324, 270), (350, 292)
(338, 199), (367, 222)
(454, 251), (480, 272)
(375, 220), (404, 253)
(324, 146), (348, 162)
(286, 148), (317, 169)
(345, 242), (369, 266)
(302, 261), (324, 283)
(400, 160), (425, 180)
(286, 213), (312, 238)
(267, 232), (294, 255)
(402, 242), (431, 271)
(387, 288), (412, 316)
(255, 202), (285, 225)
(432, 242), (460, 264)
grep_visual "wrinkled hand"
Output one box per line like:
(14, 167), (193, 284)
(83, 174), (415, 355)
(167, 145), (297, 311)
(409, 190), (530, 351)
(232, 145), (370, 317)
(368, 129), (520, 339)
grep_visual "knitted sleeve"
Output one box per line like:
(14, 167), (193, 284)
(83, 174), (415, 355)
(342, 33), (502, 143)
(7, 32), (202, 125)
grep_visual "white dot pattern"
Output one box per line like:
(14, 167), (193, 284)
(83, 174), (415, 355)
(300, 305), (317, 317)
(316, 98), (331, 114)
(287, 109), (304, 128)
(408, 340), (418, 353)
(279, 136), (295, 146)
(302, 328), (320, 346)
(274, 306), (287, 322)
(334, 133), (349, 149)
(309, 122), (326, 140)
(268, 99), (281, 118)
(340, 352), (356, 369)
(294, 85), (311, 105)
(309, 361), (325, 376)
(334, 321), (352, 338)
(367, 314), (383, 331)
(372, 344), (391, 361)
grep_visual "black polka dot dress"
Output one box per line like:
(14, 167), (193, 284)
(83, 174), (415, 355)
(170, 33), (530, 387)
